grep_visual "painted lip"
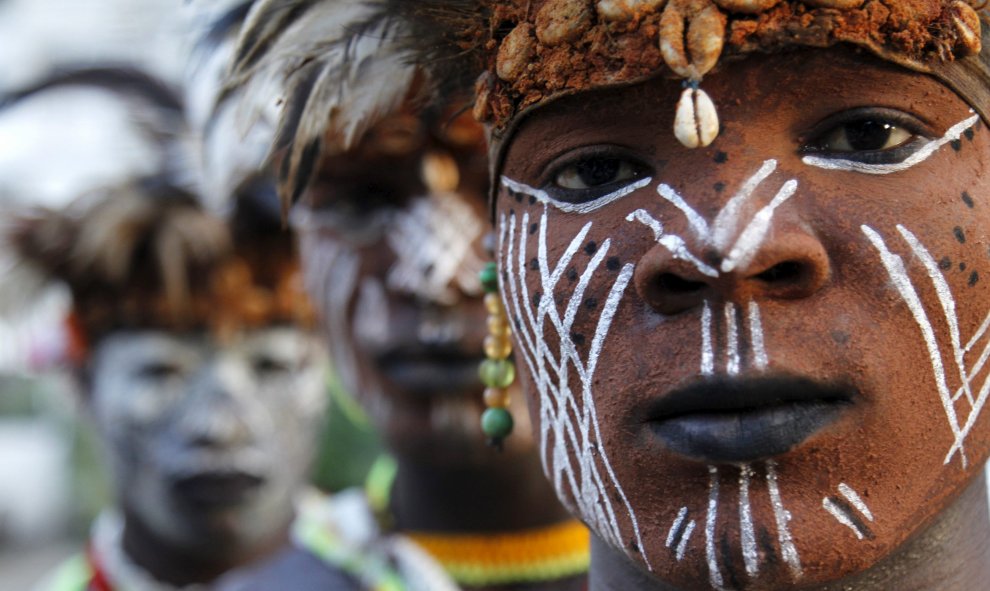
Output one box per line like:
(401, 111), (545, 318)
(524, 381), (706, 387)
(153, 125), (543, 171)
(171, 471), (265, 507)
(375, 346), (482, 396)
(646, 376), (855, 464)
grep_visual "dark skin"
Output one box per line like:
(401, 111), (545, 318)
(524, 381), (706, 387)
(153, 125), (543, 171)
(120, 510), (289, 587)
(298, 111), (584, 591)
(589, 471), (990, 591)
(499, 47), (990, 590)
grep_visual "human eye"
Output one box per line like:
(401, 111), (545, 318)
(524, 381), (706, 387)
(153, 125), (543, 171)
(524, 149), (651, 212)
(291, 182), (395, 243)
(134, 361), (185, 382)
(801, 108), (933, 171)
(251, 353), (296, 377)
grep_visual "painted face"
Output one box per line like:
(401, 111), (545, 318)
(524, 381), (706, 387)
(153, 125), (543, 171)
(292, 115), (533, 462)
(88, 327), (328, 555)
(496, 48), (990, 588)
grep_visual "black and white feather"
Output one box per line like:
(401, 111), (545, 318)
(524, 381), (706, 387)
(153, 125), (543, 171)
(224, 0), (488, 210)
(186, 0), (278, 215)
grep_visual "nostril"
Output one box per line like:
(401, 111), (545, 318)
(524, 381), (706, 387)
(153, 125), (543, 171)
(754, 261), (805, 284)
(657, 273), (709, 294)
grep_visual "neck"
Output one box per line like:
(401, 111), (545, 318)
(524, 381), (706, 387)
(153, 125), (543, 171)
(119, 510), (290, 587)
(589, 470), (990, 591)
(389, 450), (572, 533)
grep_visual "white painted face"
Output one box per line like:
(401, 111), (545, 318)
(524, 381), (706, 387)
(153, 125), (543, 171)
(87, 327), (328, 554)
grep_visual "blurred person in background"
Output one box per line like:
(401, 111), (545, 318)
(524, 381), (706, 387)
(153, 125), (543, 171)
(213, 2), (591, 590)
(3, 67), (349, 590)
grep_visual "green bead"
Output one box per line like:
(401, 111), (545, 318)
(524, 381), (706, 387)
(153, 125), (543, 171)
(481, 407), (514, 439)
(479, 358), (515, 388)
(480, 262), (499, 293)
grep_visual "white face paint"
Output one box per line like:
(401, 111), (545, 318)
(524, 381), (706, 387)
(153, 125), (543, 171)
(88, 327), (329, 553)
(495, 51), (990, 590)
(498, 161), (847, 586)
(386, 192), (486, 305)
(803, 114), (980, 174)
(498, 203), (650, 570)
(863, 222), (990, 468)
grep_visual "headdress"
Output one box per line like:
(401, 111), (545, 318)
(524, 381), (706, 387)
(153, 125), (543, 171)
(226, 0), (990, 210)
(7, 177), (313, 353)
(186, 0), (280, 214)
(2, 66), (313, 360)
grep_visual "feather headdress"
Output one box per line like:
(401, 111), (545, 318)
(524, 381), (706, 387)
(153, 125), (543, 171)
(7, 175), (313, 353)
(225, 0), (488, 211)
(225, 0), (990, 210)
(186, 0), (280, 214)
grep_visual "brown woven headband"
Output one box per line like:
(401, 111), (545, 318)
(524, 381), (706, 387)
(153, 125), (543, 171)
(478, 0), (985, 154)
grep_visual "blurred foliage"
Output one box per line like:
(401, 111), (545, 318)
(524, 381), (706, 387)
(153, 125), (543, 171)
(311, 373), (383, 492)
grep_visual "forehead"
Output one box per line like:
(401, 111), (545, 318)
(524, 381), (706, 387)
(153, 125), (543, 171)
(92, 327), (311, 361)
(502, 47), (969, 175)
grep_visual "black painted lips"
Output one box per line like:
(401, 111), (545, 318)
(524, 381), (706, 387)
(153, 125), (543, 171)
(646, 376), (855, 463)
(376, 346), (482, 396)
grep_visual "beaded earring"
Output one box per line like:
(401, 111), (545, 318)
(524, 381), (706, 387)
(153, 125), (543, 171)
(478, 261), (515, 449)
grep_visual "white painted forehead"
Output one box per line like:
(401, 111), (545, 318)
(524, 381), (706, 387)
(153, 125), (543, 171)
(0, 88), (163, 208)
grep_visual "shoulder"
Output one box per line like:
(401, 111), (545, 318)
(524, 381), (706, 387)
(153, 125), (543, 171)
(213, 545), (362, 591)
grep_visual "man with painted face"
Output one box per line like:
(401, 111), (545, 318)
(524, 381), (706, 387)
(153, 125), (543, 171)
(14, 176), (345, 591)
(2, 68), (351, 591)
(218, 2), (591, 590)
(234, 1), (990, 590)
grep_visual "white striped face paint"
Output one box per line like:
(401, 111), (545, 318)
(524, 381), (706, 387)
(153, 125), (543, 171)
(293, 135), (514, 462)
(496, 50), (990, 590)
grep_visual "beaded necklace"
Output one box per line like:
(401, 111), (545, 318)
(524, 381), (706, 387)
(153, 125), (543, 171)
(366, 455), (591, 589)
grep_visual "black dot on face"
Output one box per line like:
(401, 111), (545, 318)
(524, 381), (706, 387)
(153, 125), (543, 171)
(970, 272), (980, 286)
(421, 262), (434, 275)
(509, 208), (516, 216)
(951, 139), (963, 152)
(529, 257), (539, 271)
(570, 332), (586, 346)
(714, 182), (726, 193)
(630, 542), (640, 554)
(831, 331), (850, 345)
(528, 195), (537, 206)
(965, 128), (976, 141)
(585, 241), (598, 255)
(960, 262), (968, 271)
(714, 151), (728, 164)
(584, 297), (598, 310)
(512, 191), (523, 203)
(940, 257), (953, 270)
(529, 222), (538, 235)
(606, 256), (621, 271)
(955, 227), (967, 244)
(566, 266), (578, 282)
(962, 192), (975, 209)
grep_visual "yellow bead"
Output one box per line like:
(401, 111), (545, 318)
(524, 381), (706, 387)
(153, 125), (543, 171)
(484, 334), (512, 359)
(484, 293), (504, 315)
(484, 387), (511, 408)
(488, 314), (510, 337)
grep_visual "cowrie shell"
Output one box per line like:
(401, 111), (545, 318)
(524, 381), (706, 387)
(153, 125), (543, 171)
(597, 0), (667, 21)
(674, 87), (719, 148)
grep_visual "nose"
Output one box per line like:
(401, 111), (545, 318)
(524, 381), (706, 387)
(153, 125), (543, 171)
(177, 360), (253, 448)
(634, 225), (831, 316)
